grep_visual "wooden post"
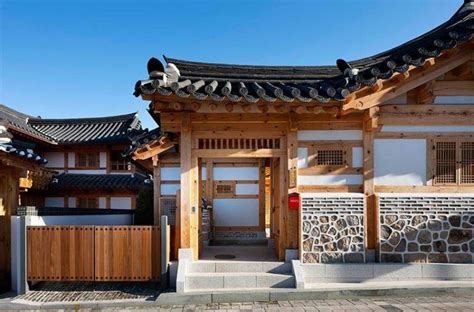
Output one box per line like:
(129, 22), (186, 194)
(278, 155), (289, 260)
(363, 118), (377, 261)
(180, 113), (192, 249)
(153, 155), (161, 226)
(287, 113), (299, 250)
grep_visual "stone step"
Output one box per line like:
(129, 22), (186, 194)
(185, 272), (295, 290)
(188, 261), (292, 274)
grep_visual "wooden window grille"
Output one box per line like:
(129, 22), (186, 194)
(316, 150), (344, 166)
(160, 197), (176, 225)
(77, 197), (98, 209)
(198, 138), (280, 150)
(214, 182), (235, 197)
(435, 141), (457, 184)
(110, 151), (129, 171)
(461, 142), (474, 184)
(76, 152), (99, 169)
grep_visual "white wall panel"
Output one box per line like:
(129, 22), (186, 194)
(161, 167), (180, 181)
(213, 199), (259, 227)
(352, 147), (363, 168)
(110, 197), (132, 209)
(298, 130), (362, 141)
(235, 184), (259, 195)
(68, 169), (107, 174)
(381, 125), (474, 132)
(99, 197), (107, 209)
(298, 175), (363, 185)
(434, 96), (474, 104)
(44, 152), (64, 168)
(374, 139), (426, 186)
(67, 152), (75, 168)
(45, 197), (64, 207)
(298, 148), (308, 168)
(68, 197), (76, 208)
(99, 152), (107, 168)
(161, 184), (180, 195)
(213, 167), (259, 180)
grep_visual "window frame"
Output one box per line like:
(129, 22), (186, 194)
(76, 196), (99, 209)
(75, 151), (100, 169)
(109, 150), (130, 172)
(430, 138), (474, 186)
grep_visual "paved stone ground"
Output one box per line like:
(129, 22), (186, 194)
(95, 294), (473, 311)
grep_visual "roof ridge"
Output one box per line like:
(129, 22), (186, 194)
(0, 104), (36, 120)
(28, 112), (138, 125)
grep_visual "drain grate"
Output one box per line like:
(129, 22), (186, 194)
(214, 254), (236, 260)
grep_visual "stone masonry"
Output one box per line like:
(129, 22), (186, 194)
(301, 194), (365, 263)
(379, 195), (473, 263)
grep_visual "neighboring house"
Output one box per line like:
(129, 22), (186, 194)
(131, 0), (474, 264)
(0, 104), (152, 210)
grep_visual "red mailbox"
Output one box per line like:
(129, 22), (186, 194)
(288, 192), (300, 210)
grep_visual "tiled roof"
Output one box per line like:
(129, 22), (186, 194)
(0, 104), (144, 145)
(127, 128), (174, 155)
(134, 1), (474, 104)
(29, 113), (142, 144)
(0, 124), (48, 164)
(49, 173), (152, 190)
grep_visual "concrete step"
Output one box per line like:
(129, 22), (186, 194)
(188, 261), (291, 274)
(185, 272), (295, 290)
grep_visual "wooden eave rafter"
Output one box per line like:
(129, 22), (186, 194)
(342, 41), (474, 112)
(131, 137), (177, 161)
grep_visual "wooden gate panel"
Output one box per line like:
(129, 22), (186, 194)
(27, 226), (94, 281)
(94, 226), (160, 281)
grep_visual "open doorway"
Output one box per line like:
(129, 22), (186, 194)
(198, 158), (279, 261)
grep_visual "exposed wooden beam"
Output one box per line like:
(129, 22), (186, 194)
(433, 80), (474, 96)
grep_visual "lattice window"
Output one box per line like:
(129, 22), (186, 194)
(461, 142), (474, 184)
(77, 197), (98, 209)
(316, 150), (344, 166)
(214, 182), (235, 198)
(160, 197), (176, 225)
(110, 151), (129, 171)
(435, 141), (457, 184)
(198, 138), (280, 149)
(76, 152), (98, 169)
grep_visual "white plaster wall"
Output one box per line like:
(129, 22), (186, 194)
(67, 169), (107, 174)
(68, 197), (76, 208)
(43, 152), (64, 168)
(298, 148), (308, 168)
(110, 197), (132, 209)
(99, 152), (107, 168)
(298, 175), (363, 185)
(434, 96), (474, 104)
(213, 167), (259, 180)
(235, 184), (259, 195)
(352, 147), (363, 168)
(213, 199), (259, 227)
(381, 125), (474, 132)
(161, 184), (180, 196)
(374, 139), (427, 186)
(45, 197), (64, 208)
(161, 167), (180, 181)
(298, 130), (362, 141)
(99, 197), (107, 209)
(68, 152), (75, 168)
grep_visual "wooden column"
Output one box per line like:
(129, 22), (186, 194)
(180, 113), (192, 249)
(286, 113), (299, 250)
(179, 112), (199, 259)
(153, 155), (161, 225)
(278, 155), (289, 260)
(363, 116), (377, 257)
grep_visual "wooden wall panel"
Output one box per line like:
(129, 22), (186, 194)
(27, 226), (95, 281)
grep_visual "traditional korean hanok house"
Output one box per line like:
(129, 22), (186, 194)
(131, 0), (474, 283)
(0, 106), (51, 292)
(0, 104), (151, 210)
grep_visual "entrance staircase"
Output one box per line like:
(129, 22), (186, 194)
(183, 261), (295, 292)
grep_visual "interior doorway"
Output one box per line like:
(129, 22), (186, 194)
(198, 158), (280, 261)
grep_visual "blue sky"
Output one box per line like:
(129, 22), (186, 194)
(1, 0), (463, 129)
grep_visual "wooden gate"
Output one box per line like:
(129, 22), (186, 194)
(27, 226), (160, 282)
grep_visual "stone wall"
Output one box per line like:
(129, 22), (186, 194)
(379, 194), (473, 263)
(301, 194), (365, 263)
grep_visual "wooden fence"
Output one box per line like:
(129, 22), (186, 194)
(27, 226), (160, 282)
